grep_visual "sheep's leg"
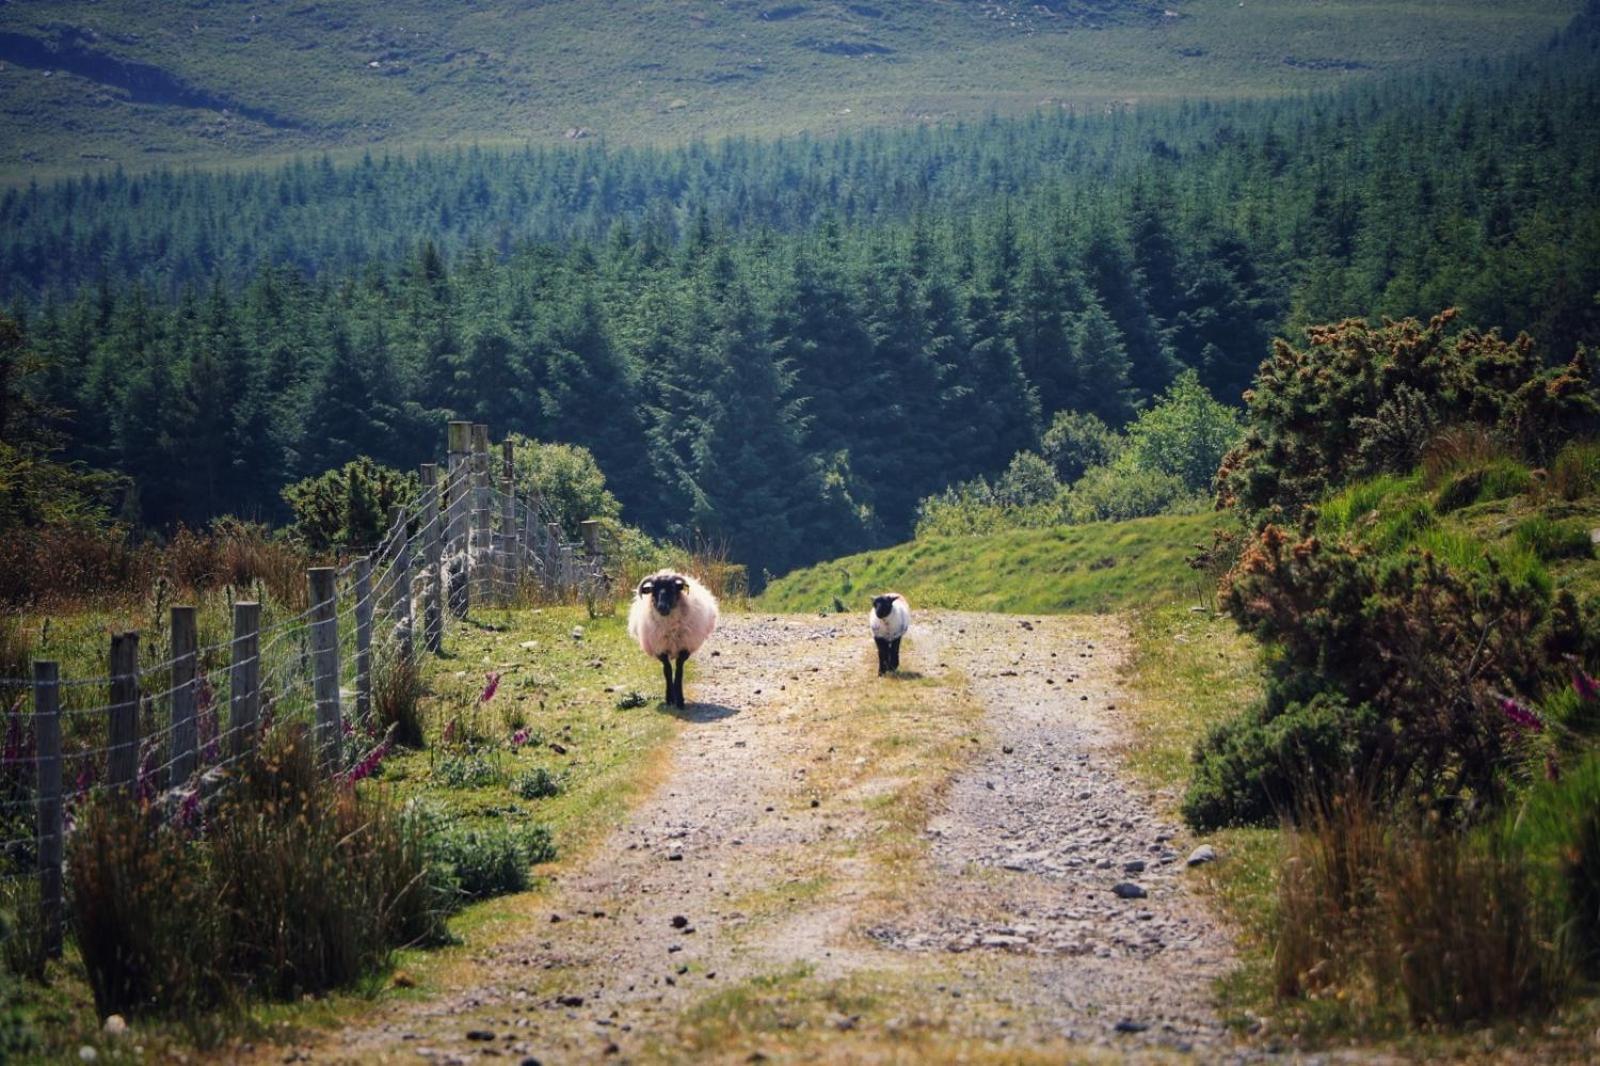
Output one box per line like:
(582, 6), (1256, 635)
(673, 651), (689, 709)
(890, 637), (902, 672)
(875, 637), (889, 676)
(659, 654), (673, 705)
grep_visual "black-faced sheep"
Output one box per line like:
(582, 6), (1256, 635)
(627, 571), (719, 708)
(870, 592), (910, 675)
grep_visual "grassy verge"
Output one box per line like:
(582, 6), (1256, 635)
(3, 602), (678, 1058)
(759, 512), (1225, 616)
(1120, 602), (1280, 1029)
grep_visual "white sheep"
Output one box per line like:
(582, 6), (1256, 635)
(869, 593), (910, 675)
(627, 571), (719, 708)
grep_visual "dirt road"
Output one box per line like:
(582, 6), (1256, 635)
(292, 611), (1239, 1064)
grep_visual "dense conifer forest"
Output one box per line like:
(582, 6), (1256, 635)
(5, 6), (1599, 581)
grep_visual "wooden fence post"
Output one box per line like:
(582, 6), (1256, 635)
(170, 606), (198, 784)
(500, 440), (517, 596)
(547, 523), (562, 593)
(471, 423), (492, 605)
(34, 660), (62, 958)
(309, 568), (342, 771)
(447, 420), (472, 618)
(390, 504), (414, 660)
(354, 559), (373, 724)
(420, 462), (444, 653)
(108, 631), (140, 795)
(230, 602), (261, 760)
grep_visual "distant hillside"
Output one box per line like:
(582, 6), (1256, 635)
(0, 0), (1583, 177)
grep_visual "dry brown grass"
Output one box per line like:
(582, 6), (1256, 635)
(0, 521), (313, 612)
(1275, 790), (1570, 1029)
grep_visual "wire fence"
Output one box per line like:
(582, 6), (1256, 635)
(0, 421), (611, 956)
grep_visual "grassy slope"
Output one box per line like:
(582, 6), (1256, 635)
(0, 0), (1582, 178)
(759, 510), (1224, 615)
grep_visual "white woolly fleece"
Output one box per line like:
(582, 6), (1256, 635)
(627, 573), (720, 659)
(869, 594), (911, 641)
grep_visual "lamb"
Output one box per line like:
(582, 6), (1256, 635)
(870, 593), (910, 675)
(627, 571), (719, 709)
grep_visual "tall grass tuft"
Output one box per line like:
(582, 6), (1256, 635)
(69, 801), (228, 1018)
(1547, 439), (1600, 501)
(1275, 791), (1570, 1028)
(68, 725), (448, 1019)
(372, 644), (426, 748)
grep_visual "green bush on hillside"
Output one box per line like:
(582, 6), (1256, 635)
(1187, 521), (1585, 829)
(1216, 312), (1600, 521)
(282, 457), (419, 551)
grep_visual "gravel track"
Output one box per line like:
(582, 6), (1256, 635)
(284, 610), (1240, 1064)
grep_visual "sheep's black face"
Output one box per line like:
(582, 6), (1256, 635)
(872, 595), (897, 619)
(640, 574), (688, 616)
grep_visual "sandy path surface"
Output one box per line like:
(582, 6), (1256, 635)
(289, 611), (1240, 1064)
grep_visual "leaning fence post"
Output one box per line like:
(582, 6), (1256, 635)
(230, 602), (261, 761)
(420, 463), (444, 653)
(108, 631), (140, 796)
(447, 420), (472, 618)
(34, 660), (63, 958)
(471, 424), (492, 605)
(391, 504), (414, 660)
(309, 567), (342, 770)
(170, 605), (198, 784)
(500, 440), (517, 599)
(354, 559), (373, 724)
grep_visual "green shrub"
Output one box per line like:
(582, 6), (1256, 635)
(431, 825), (556, 902)
(1183, 693), (1376, 831)
(1120, 369), (1243, 494)
(1217, 312), (1596, 520)
(511, 767), (562, 801)
(1040, 410), (1121, 484)
(435, 750), (501, 788)
(1063, 463), (1195, 523)
(1195, 524), (1559, 829)
(281, 457), (418, 551)
(1514, 516), (1595, 561)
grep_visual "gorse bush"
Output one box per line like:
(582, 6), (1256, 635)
(1217, 312), (1600, 521)
(281, 458), (418, 552)
(1188, 522), (1583, 829)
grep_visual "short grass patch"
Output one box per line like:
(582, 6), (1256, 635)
(760, 512), (1224, 616)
